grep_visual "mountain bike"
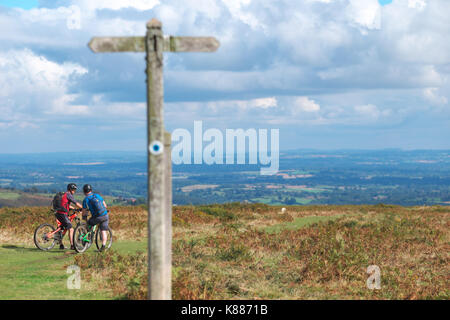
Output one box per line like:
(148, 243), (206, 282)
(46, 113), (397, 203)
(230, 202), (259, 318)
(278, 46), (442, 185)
(33, 209), (82, 251)
(73, 219), (113, 253)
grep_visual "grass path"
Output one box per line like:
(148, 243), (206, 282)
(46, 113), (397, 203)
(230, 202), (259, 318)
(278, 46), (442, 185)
(0, 240), (146, 300)
(263, 214), (345, 233)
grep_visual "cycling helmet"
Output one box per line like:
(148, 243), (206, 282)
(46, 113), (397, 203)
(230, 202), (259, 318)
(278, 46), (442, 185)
(67, 183), (78, 191)
(83, 184), (93, 194)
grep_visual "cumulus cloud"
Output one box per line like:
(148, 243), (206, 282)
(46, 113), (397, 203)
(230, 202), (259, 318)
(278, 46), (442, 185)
(354, 104), (381, 119)
(164, 94), (402, 129)
(0, 49), (88, 128)
(0, 0), (449, 150)
(408, 0), (427, 10)
(423, 88), (448, 106)
(292, 97), (321, 113)
(78, 0), (160, 12)
(346, 0), (381, 34)
(221, 0), (263, 30)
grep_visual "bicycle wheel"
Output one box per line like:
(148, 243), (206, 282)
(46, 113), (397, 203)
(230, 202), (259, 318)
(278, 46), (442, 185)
(95, 227), (113, 251)
(34, 223), (57, 251)
(73, 224), (91, 253)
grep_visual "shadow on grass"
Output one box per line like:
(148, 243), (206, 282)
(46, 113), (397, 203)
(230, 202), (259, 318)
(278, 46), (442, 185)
(0, 244), (71, 255)
(1, 244), (39, 252)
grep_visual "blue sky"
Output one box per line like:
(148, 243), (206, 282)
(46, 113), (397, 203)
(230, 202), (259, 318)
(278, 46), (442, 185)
(0, 0), (449, 153)
(0, 0), (38, 10)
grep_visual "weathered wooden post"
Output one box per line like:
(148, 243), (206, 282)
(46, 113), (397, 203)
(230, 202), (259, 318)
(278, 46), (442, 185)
(164, 131), (172, 288)
(88, 19), (219, 300)
(146, 18), (168, 300)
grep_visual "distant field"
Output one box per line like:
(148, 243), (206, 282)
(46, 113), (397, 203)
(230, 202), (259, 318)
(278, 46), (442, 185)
(0, 191), (21, 200)
(251, 196), (313, 205)
(181, 184), (219, 193)
(0, 204), (448, 300)
(1, 149), (449, 206)
(0, 189), (131, 208)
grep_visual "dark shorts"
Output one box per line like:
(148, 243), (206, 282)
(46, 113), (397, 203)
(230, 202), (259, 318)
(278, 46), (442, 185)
(88, 214), (109, 231)
(55, 213), (72, 230)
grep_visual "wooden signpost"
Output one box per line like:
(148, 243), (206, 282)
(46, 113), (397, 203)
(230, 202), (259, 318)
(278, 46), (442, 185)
(88, 19), (220, 300)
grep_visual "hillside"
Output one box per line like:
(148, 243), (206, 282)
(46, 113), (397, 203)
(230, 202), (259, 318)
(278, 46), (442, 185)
(0, 189), (53, 208)
(0, 204), (448, 299)
(1, 150), (450, 207)
(0, 188), (138, 208)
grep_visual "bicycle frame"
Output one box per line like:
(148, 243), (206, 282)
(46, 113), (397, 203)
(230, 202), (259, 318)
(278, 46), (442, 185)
(45, 211), (78, 240)
(80, 225), (97, 243)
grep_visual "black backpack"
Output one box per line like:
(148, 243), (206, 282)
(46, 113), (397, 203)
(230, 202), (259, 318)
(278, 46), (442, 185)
(52, 192), (67, 213)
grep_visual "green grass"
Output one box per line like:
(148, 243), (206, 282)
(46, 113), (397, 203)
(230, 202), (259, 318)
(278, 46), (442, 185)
(112, 240), (146, 253)
(293, 197), (313, 204)
(264, 215), (344, 234)
(282, 188), (324, 194)
(0, 240), (146, 300)
(36, 193), (53, 198)
(251, 196), (313, 205)
(251, 197), (284, 205)
(1, 204), (448, 300)
(0, 191), (21, 200)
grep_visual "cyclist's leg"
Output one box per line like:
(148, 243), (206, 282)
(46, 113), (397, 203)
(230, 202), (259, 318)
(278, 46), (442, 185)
(55, 213), (73, 247)
(87, 216), (96, 230)
(98, 216), (109, 246)
(68, 227), (74, 247)
(61, 229), (68, 243)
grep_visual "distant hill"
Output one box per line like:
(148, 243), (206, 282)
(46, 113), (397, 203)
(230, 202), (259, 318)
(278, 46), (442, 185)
(0, 188), (139, 208)
(1, 149), (449, 206)
(0, 189), (52, 208)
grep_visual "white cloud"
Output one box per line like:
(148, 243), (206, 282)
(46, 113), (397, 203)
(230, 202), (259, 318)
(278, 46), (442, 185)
(0, 49), (88, 128)
(0, 49), (87, 97)
(223, 96), (277, 110)
(293, 97), (320, 113)
(346, 0), (381, 34)
(222, 0), (263, 30)
(0, 0), (449, 139)
(423, 88), (448, 105)
(48, 95), (90, 115)
(354, 104), (381, 119)
(77, 0), (160, 12)
(408, 0), (427, 10)
(166, 97), (277, 116)
(102, 102), (146, 119)
(251, 97), (277, 109)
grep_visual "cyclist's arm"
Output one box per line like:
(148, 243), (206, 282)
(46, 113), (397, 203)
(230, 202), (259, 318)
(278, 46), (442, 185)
(81, 198), (89, 218)
(67, 193), (82, 209)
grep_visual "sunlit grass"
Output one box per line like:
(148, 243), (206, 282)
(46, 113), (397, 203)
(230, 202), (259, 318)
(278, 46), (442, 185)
(1, 203), (448, 299)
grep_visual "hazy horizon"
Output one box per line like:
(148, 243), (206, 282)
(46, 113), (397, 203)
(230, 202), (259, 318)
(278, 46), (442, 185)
(0, 147), (449, 156)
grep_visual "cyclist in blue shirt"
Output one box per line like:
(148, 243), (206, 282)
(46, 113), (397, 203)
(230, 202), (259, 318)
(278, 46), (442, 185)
(81, 184), (109, 252)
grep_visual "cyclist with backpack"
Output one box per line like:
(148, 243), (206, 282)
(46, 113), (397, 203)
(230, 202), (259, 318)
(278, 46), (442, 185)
(54, 183), (83, 250)
(81, 184), (110, 252)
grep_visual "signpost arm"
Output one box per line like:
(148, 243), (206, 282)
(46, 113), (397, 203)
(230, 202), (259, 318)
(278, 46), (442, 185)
(146, 18), (169, 300)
